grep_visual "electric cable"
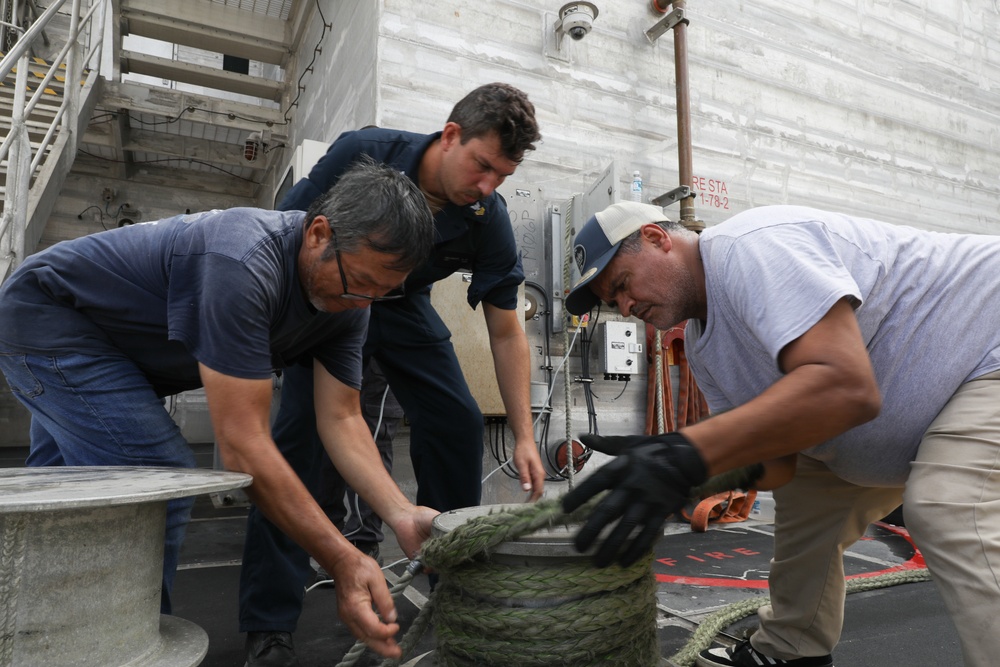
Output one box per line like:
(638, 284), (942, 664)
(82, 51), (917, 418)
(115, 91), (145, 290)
(76, 149), (261, 182)
(282, 0), (332, 123)
(563, 199), (576, 487)
(305, 555), (413, 593)
(484, 417), (519, 481)
(105, 200), (126, 220)
(75, 204), (111, 231)
(525, 281), (558, 480)
(482, 280), (571, 483)
(578, 303), (602, 435)
(342, 382), (391, 542)
(480, 455), (514, 485)
(480, 325), (582, 485)
(592, 375), (630, 401)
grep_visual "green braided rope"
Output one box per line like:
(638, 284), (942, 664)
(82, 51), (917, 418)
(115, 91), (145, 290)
(431, 568), (659, 666)
(341, 492), (932, 667)
(434, 565), (652, 639)
(419, 496), (598, 571)
(421, 496), (659, 666)
(389, 494), (660, 666)
(379, 598), (436, 667)
(340, 497), (601, 667)
(668, 567), (933, 667)
(668, 594), (770, 667)
(444, 557), (647, 600)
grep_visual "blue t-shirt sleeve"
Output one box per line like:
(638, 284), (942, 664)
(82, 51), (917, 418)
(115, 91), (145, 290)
(466, 196), (524, 310)
(311, 311), (368, 390)
(277, 131), (364, 212)
(167, 252), (278, 379)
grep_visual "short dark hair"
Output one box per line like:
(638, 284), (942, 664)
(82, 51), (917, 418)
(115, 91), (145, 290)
(305, 156), (434, 272)
(446, 82), (541, 163)
(618, 220), (686, 255)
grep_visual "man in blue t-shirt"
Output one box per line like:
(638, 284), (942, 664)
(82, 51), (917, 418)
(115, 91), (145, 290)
(239, 83), (547, 666)
(0, 160), (436, 662)
(561, 202), (1000, 667)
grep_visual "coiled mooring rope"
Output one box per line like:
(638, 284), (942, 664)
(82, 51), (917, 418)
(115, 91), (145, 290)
(336, 494), (931, 667)
(420, 497), (660, 666)
(337, 496), (660, 667)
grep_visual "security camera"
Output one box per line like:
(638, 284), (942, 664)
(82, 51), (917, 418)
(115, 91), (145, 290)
(557, 2), (598, 43)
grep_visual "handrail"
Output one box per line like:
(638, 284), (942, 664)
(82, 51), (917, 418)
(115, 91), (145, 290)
(0, 1), (100, 163)
(0, 0), (69, 82)
(0, 0), (107, 277)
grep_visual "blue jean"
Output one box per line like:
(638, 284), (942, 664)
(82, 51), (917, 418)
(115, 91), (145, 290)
(0, 350), (198, 614)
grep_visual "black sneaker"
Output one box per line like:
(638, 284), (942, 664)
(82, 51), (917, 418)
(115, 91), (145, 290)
(697, 638), (833, 666)
(244, 631), (300, 667)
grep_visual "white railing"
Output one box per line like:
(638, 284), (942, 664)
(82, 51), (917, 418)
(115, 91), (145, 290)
(0, 0), (107, 280)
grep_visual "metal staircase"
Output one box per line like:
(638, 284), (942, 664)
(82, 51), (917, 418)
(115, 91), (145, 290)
(1, 0), (305, 283)
(0, 0), (104, 282)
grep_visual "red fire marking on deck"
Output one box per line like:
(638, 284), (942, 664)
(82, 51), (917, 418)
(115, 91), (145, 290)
(654, 522), (925, 589)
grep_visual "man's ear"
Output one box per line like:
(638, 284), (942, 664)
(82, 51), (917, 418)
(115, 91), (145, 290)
(642, 223), (672, 252)
(304, 216), (331, 249)
(440, 121), (462, 150)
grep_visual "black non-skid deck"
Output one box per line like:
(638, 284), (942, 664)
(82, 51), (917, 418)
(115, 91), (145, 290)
(0, 445), (961, 666)
(174, 493), (962, 666)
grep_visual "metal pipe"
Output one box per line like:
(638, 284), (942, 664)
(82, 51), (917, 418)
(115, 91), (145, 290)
(1, 54), (31, 266)
(670, 0), (701, 230)
(63, 0), (83, 143)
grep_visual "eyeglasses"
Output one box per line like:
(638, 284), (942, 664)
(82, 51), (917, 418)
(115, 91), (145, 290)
(329, 226), (406, 302)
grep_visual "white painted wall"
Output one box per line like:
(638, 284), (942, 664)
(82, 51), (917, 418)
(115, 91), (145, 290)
(282, 3), (380, 156)
(370, 0), (999, 233)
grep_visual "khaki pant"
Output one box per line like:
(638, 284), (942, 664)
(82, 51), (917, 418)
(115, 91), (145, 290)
(752, 371), (1000, 666)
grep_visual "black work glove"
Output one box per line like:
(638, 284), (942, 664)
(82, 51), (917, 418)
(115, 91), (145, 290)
(562, 432), (708, 568)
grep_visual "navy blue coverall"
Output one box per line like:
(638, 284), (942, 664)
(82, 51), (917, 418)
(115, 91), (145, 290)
(238, 128), (524, 633)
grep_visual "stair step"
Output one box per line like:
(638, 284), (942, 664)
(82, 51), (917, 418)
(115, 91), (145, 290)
(2, 52), (88, 96)
(0, 94), (61, 111)
(0, 77), (68, 97)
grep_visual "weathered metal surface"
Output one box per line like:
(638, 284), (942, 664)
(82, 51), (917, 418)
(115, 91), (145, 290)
(0, 467), (251, 667)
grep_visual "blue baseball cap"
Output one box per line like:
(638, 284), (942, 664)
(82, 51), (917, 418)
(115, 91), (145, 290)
(565, 201), (670, 315)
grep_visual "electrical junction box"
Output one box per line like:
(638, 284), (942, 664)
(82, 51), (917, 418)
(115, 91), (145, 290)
(601, 321), (642, 377)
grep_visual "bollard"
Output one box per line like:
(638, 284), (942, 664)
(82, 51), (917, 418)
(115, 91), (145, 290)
(0, 467), (251, 667)
(419, 504), (670, 667)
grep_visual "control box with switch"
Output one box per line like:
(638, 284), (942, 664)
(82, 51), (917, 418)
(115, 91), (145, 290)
(600, 321), (642, 379)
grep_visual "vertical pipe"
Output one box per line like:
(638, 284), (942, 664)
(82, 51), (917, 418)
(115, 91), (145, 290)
(91, 0), (107, 74)
(562, 199), (575, 487)
(670, 0), (701, 230)
(6, 54), (31, 267)
(1, 1), (9, 53)
(64, 0), (82, 132)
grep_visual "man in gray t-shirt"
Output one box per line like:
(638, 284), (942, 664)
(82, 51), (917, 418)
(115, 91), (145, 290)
(561, 202), (1000, 667)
